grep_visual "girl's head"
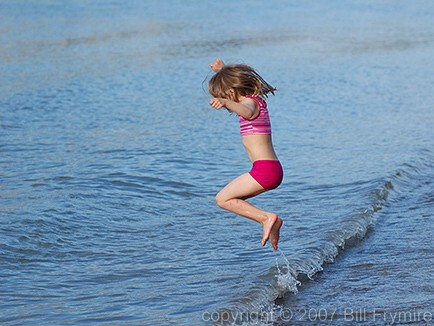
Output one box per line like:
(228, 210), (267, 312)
(209, 64), (276, 102)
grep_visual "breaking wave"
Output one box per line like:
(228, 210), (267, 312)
(213, 152), (433, 325)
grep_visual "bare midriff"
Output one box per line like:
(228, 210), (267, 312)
(242, 134), (278, 163)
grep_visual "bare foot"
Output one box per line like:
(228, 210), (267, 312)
(270, 217), (283, 250)
(261, 214), (278, 247)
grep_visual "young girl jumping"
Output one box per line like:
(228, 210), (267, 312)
(208, 58), (283, 250)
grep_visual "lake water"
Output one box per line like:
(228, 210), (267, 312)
(1, 1), (433, 325)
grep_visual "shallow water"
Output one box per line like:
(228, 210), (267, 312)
(1, 1), (434, 325)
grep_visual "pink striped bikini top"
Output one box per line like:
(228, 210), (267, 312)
(239, 95), (272, 136)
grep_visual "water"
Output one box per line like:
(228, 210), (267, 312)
(1, 1), (433, 325)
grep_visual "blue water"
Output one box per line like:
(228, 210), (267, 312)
(1, 1), (433, 325)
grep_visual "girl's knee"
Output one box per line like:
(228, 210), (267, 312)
(215, 193), (227, 209)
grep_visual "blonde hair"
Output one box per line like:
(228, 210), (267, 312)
(209, 64), (276, 102)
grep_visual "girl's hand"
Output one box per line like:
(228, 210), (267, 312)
(210, 59), (225, 72)
(209, 98), (226, 110)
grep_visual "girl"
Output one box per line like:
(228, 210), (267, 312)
(208, 58), (283, 250)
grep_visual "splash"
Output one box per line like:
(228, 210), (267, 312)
(275, 249), (301, 295)
(211, 154), (434, 326)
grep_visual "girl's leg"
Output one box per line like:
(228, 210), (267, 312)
(216, 173), (283, 249)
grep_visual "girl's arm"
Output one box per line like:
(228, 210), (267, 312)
(210, 58), (225, 72)
(210, 97), (259, 119)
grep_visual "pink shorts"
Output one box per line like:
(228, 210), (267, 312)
(249, 160), (283, 190)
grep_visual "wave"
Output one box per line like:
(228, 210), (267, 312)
(213, 151), (434, 326)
